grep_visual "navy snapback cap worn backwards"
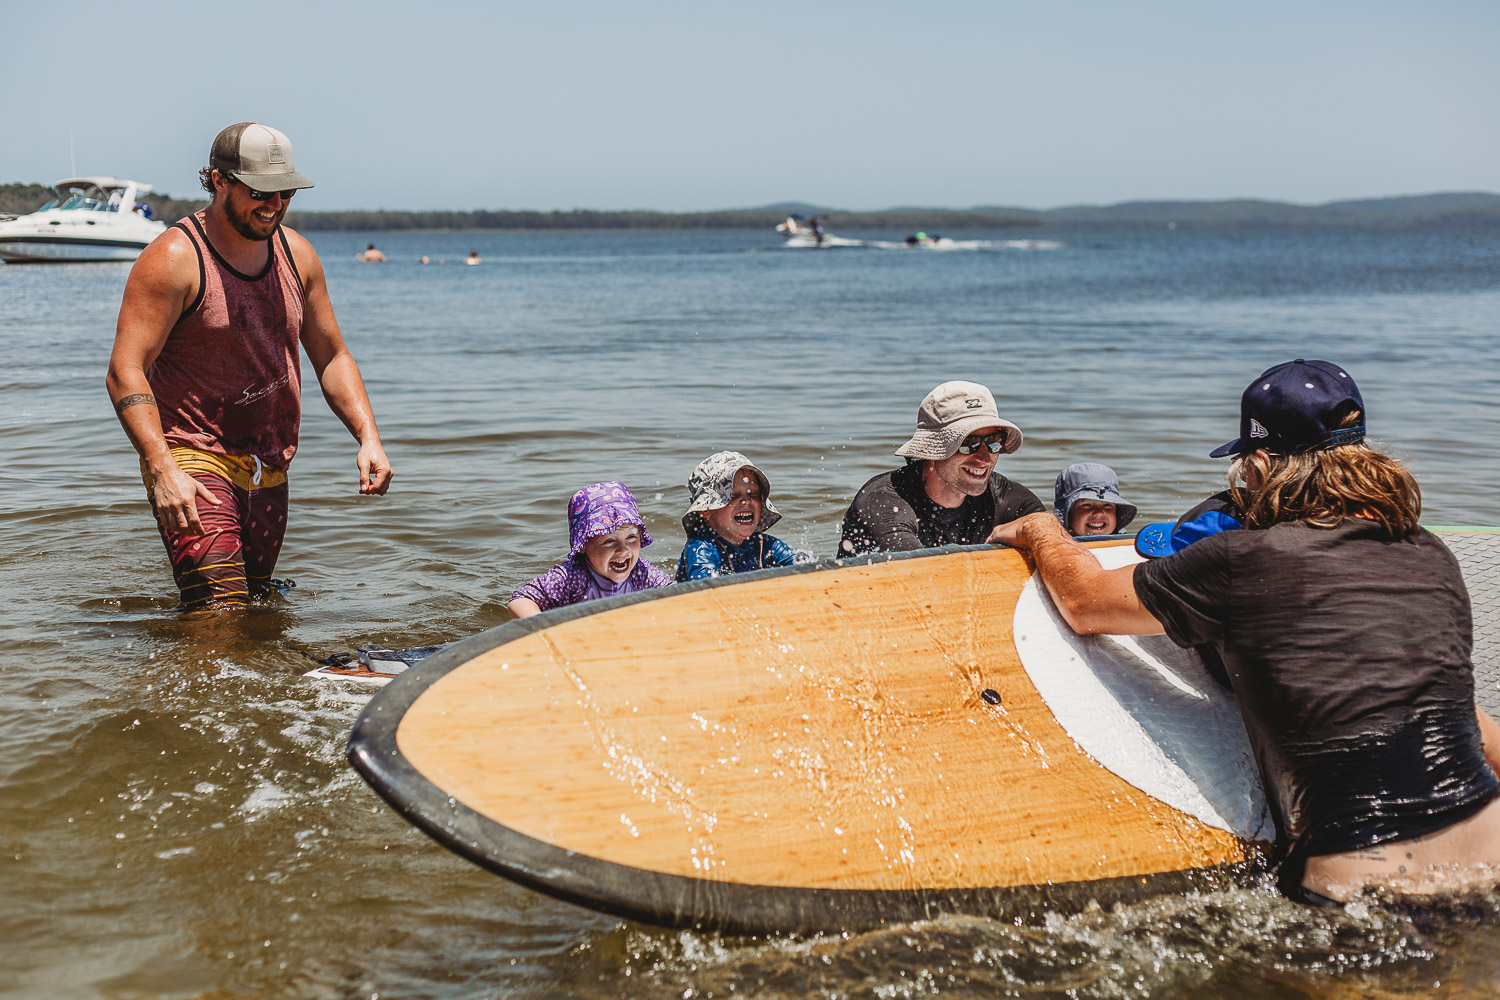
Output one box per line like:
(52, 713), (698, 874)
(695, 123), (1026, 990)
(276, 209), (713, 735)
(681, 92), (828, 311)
(1209, 359), (1366, 458)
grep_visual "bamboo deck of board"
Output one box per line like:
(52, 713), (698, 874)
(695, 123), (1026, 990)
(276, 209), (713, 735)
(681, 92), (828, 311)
(394, 543), (1250, 893)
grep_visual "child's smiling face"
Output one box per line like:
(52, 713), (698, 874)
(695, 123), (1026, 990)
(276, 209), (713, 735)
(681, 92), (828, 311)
(582, 525), (643, 582)
(703, 470), (763, 545)
(1068, 500), (1118, 536)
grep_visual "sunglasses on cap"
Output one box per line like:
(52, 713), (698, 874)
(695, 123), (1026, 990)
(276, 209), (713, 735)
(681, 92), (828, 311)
(955, 431), (1007, 455)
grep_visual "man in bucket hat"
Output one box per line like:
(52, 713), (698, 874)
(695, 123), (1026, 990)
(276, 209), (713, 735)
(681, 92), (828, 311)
(837, 380), (1043, 556)
(106, 122), (393, 611)
(990, 360), (1500, 906)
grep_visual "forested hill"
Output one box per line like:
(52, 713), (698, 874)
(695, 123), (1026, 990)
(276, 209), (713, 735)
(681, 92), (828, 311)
(1033, 192), (1500, 230)
(2, 183), (1496, 231)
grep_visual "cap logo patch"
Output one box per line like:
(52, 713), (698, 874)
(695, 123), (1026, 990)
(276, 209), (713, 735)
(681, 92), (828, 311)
(965, 398), (981, 409)
(1249, 418), (1269, 439)
(266, 144), (286, 164)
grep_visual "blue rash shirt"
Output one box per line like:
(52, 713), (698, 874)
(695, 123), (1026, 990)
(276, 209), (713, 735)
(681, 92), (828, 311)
(674, 521), (797, 582)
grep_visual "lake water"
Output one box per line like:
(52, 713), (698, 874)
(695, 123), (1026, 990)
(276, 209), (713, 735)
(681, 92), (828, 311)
(3, 225), (1500, 998)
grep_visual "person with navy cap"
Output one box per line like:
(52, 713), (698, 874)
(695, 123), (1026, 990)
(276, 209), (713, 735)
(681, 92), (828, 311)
(990, 359), (1500, 906)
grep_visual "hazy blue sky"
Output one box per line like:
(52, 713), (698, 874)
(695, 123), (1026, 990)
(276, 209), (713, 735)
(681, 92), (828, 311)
(4, 1), (1495, 212)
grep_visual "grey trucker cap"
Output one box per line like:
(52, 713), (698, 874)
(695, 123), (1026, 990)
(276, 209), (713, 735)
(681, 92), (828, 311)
(210, 122), (315, 191)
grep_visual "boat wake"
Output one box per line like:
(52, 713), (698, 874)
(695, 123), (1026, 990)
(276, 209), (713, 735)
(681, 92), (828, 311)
(775, 213), (1062, 252)
(780, 235), (1065, 251)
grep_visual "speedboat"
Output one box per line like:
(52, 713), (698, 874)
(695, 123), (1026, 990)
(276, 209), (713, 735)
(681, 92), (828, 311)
(776, 214), (862, 248)
(0, 177), (167, 263)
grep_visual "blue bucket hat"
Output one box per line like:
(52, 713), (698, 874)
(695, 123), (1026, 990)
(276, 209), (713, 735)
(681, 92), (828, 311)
(1053, 463), (1137, 533)
(1210, 359), (1365, 458)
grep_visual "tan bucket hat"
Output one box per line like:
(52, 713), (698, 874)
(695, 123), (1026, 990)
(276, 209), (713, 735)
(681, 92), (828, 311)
(894, 380), (1023, 460)
(210, 122), (315, 191)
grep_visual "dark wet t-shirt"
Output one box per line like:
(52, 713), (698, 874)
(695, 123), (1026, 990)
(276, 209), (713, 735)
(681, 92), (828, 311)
(837, 462), (1043, 557)
(1133, 519), (1499, 861)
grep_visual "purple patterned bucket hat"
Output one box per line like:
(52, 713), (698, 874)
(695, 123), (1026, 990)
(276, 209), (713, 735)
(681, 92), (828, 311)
(567, 481), (653, 559)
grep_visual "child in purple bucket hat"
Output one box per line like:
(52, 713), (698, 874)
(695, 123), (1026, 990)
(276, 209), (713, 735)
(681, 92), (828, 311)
(508, 481), (674, 619)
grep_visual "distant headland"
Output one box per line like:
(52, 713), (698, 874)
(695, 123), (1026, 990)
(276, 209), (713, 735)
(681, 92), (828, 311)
(2, 184), (1496, 232)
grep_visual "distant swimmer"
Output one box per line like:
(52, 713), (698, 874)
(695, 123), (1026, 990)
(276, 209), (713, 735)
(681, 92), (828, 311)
(464, 250), (482, 265)
(419, 255), (430, 264)
(991, 359), (1500, 905)
(357, 243), (386, 262)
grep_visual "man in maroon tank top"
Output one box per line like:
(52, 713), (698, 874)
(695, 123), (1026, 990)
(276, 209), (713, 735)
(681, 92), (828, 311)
(106, 122), (394, 611)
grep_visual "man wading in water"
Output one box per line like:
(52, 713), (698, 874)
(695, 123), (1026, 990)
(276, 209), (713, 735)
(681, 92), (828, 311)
(990, 360), (1500, 904)
(106, 122), (393, 611)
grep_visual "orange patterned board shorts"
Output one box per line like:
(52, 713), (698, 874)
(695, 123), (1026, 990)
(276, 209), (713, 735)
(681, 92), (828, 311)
(150, 472), (289, 610)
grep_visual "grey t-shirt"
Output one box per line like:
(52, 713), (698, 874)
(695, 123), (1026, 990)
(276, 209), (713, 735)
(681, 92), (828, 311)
(1133, 519), (1498, 861)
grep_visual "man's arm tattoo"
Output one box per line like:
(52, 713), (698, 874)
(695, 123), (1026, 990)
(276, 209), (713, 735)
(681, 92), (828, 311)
(114, 393), (157, 415)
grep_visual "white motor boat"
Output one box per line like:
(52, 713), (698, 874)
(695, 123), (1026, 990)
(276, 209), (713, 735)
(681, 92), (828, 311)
(775, 213), (862, 248)
(0, 177), (167, 263)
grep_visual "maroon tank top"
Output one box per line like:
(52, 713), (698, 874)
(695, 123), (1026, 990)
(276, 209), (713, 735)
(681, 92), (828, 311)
(147, 213), (306, 468)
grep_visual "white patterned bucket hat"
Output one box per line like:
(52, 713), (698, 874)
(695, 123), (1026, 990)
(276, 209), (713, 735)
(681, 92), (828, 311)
(682, 451), (782, 533)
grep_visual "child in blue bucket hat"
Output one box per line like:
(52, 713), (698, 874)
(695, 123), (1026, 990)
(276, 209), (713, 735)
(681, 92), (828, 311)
(675, 451), (799, 581)
(1053, 463), (1138, 537)
(508, 481), (674, 618)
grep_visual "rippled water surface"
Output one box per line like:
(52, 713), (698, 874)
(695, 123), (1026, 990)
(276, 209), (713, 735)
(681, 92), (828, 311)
(3, 227), (1500, 998)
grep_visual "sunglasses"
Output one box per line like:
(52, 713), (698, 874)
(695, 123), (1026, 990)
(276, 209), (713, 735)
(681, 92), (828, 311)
(955, 431), (1007, 455)
(237, 180), (296, 202)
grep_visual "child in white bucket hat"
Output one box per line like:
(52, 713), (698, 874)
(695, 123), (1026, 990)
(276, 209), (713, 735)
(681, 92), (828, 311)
(675, 451), (799, 581)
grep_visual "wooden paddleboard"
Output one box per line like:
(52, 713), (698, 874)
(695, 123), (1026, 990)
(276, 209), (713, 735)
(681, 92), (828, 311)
(348, 529), (1500, 934)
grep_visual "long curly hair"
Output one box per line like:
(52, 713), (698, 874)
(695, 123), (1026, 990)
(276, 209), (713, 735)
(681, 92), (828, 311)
(1227, 408), (1421, 537)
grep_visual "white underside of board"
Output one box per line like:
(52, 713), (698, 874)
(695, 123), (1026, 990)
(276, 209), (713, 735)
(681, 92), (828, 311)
(1012, 546), (1274, 842)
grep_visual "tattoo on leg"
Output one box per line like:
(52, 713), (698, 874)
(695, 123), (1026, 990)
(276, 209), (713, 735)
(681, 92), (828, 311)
(114, 393), (156, 415)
